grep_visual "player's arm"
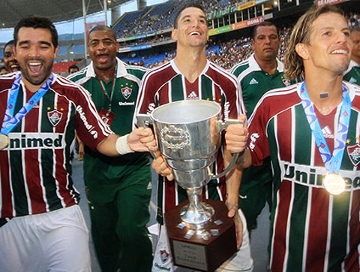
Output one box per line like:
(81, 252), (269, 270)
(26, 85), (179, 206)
(96, 127), (157, 156)
(225, 116), (252, 168)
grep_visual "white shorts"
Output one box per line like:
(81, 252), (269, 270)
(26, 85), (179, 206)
(152, 209), (254, 272)
(0, 205), (91, 272)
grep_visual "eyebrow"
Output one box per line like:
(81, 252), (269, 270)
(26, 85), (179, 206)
(181, 14), (207, 21)
(18, 40), (52, 47)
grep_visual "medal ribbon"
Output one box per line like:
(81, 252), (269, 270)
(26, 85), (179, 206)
(299, 82), (351, 174)
(98, 76), (116, 112)
(1, 72), (54, 135)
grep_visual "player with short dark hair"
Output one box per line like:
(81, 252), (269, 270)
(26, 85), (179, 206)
(0, 16), (156, 271)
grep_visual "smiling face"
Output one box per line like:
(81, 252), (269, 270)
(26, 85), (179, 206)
(297, 12), (352, 77)
(14, 27), (58, 89)
(4, 43), (20, 72)
(171, 7), (208, 49)
(87, 29), (119, 72)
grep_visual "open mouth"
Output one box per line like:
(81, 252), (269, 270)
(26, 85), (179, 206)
(189, 31), (201, 36)
(330, 49), (348, 55)
(28, 62), (43, 74)
(10, 64), (20, 71)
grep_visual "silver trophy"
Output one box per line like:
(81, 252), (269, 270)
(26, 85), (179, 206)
(137, 100), (239, 229)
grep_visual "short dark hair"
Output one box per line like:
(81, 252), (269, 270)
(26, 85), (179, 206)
(88, 25), (117, 41)
(173, 3), (207, 29)
(68, 64), (79, 73)
(351, 24), (360, 33)
(3, 40), (15, 54)
(252, 21), (279, 40)
(14, 16), (58, 48)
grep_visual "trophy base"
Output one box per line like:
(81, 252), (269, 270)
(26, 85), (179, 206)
(165, 199), (237, 272)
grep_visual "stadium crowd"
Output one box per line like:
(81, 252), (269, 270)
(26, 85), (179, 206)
(122, 10), (359, 70)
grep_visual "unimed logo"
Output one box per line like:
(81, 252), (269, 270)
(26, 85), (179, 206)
(9, 133), (64, 150)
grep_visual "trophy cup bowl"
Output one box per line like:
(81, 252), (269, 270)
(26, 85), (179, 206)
(150, 100), (237, 229)
(137, 100), (240, 271)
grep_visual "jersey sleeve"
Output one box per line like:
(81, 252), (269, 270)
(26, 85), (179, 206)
(247, 100), (271, 167)
(74, 84), (114, 150)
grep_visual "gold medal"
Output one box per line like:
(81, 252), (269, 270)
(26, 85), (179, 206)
(323, 173), (345, 195)
(0, 134), (9, 150)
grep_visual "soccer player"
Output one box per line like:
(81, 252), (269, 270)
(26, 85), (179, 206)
(344, 25), (360, 85)
(230, 21), (292, 234)
(136, 3), (253, 271)
(225, 5), (360, 271)
(0, 16), (156, 272)
(68, 25), (153, 272)
(3, 40), (20, 73)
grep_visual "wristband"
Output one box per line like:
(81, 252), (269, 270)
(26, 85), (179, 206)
(115, 134), (134, 155)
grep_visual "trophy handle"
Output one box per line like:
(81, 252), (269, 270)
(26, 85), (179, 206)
(208, 119), (244, 180)
(136, 114), (157, 158)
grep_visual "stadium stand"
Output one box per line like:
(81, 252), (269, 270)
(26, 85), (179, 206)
(1, 0), (358, 74)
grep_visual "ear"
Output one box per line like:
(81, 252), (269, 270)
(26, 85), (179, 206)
(54, 46), (59, 59)
(295, 43), (309, 60)
(171, 29), (178, 41)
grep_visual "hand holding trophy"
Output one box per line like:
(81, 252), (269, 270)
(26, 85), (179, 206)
(138, 100), (241, 271)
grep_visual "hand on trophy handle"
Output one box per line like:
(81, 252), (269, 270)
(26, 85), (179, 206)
(225, 115), (248, 154)
(152, 154), (174, 181)
(128, 127), (158, 152)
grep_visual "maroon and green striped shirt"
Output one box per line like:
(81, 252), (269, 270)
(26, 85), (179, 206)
(248, 82), (360, 271)
(136, 59), (244, 224)
(0, 73), (112, 219)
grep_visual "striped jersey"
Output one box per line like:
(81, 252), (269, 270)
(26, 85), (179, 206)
(248, 82), (360, 271)
(0, 72), (113, 219)
(136, 59), (244, 224)
(344, 60), (360, 86)
(68, 59), (150, 191)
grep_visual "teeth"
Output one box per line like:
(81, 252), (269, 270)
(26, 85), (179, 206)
(331, 49), (347, 54)
(190, 32), (200, 35)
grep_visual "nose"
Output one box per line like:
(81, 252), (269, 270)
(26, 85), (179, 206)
(337, 31), (349, 44)
(28, 46), (41, 57)
(264, 36), (271, 44)
(98, 41), (107, 50)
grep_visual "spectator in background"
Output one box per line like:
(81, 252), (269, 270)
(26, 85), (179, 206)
(3, 40), (20, 73)
(67, 63), (83, 160)
(225, 5), (360, 271)
(68, 25), (153, 272)
(68, 63), (79, 74)
(229, 21), (293, 237)
(344, 25), (360, 85)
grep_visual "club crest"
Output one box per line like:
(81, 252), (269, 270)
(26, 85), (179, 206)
(47, 110), (63, 126)
(160, 249), (170, 264)
(121, 86), (132, 100)
(347, 143), (360, 166)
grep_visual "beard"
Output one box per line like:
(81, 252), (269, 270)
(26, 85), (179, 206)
(20, 59), (54, 87)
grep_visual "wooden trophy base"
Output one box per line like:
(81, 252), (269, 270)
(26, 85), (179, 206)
(165, 199), (237, 271)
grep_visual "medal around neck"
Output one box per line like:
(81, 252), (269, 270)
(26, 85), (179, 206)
(0, 134), (9, 150)
(323, 173), (345, 195)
